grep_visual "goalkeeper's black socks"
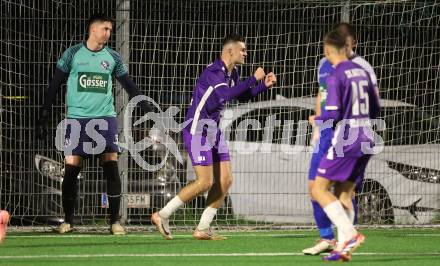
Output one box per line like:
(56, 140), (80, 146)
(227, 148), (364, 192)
(102, 161), (122, 224)
(62, 164), (81, 224)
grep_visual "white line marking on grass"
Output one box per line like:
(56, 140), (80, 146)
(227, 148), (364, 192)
(405, 234), (440, 237)
(7, 232), (440, 240)
(6, 233), (309, 239)
(1, 252), (439, 260)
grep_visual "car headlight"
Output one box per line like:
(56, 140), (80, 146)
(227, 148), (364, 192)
(35, 154), (82, 182)
(148, 128), (166, 152)
(35, 154), (64, 182)
(387, 161), (440, 184)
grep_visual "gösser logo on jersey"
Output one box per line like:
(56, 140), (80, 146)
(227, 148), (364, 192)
(77, 72), (110, 93)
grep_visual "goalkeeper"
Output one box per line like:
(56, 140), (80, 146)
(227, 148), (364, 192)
(36, 13), (151, 235)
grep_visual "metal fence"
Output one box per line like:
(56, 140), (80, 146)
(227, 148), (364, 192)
(1, 0), (439, 228)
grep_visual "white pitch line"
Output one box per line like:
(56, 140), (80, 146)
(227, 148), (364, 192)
(0, 252), (439, 260)
(7, 232), (440, 239)
(405, 234), (440, 237)
(6, 233), (309, 239)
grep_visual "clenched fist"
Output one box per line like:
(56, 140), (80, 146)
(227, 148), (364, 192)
(264, 72), (277, 88)
(253, 67), (266, 81)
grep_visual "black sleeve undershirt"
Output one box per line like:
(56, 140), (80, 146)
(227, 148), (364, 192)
(42, 68), (68, 112)
(116, 74), (153, 114)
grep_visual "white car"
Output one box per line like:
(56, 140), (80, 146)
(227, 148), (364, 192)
(186, 97), (440, 225)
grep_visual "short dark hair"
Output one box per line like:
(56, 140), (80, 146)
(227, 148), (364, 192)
(222, 34), (245, 47)
(324, 30), (348, 49)
(333, 22), (357, 41)
(87, 13), (114, 32)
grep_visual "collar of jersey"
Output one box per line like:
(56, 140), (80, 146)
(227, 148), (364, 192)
(82, 42), (106, 53)
(214, 58), (237, 77)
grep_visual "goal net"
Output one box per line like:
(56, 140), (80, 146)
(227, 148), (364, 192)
(1, 0), (439, 229)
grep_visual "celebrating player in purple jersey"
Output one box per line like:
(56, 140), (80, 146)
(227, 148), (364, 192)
(152, 34), (277, 240)
(310, 30), (380, 262)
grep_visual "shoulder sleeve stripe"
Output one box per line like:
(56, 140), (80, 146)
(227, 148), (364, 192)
(190, 85), (216, 135)
(214, 83), (227, 89)
(106, 47), (129, 77)
(56, 43), (82, 73)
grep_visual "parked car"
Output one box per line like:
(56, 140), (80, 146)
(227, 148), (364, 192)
(30, 137), (181, 225)
(186, 97), (440, 225)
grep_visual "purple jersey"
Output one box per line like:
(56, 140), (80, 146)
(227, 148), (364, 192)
(316, 60), (380, 157)
(185, 59), (267, 135)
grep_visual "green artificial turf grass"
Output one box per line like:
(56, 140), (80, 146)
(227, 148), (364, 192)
(0, 229), (439, 266)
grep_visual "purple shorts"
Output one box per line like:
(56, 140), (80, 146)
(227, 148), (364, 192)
(317, 154), (371, 184)
(63, 117), (120, 157)
(183, 128), (230, 166)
